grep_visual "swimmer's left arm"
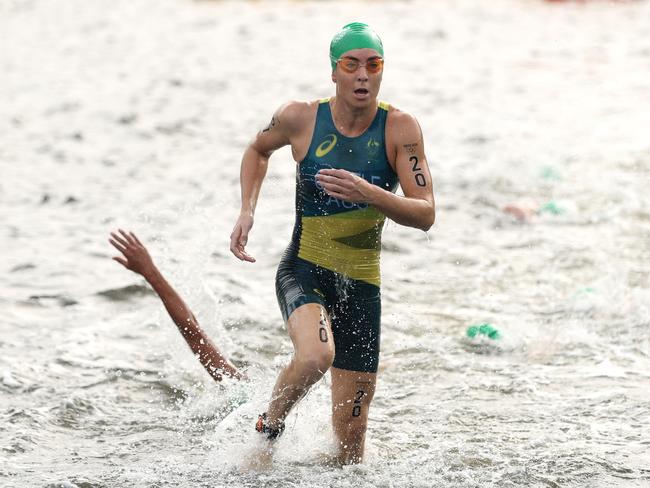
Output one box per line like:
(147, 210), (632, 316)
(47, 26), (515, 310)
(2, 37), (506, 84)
(109, 230), (245, 382)
(316, 111), (435, 231)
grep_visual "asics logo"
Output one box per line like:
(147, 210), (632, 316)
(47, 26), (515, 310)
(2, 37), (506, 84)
(315, 134), (337, 158)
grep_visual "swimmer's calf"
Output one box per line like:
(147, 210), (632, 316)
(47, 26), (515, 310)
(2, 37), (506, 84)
(109, 229), (244, 382)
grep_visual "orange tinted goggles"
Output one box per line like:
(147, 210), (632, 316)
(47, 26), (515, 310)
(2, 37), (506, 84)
(337, 57), (384, 74)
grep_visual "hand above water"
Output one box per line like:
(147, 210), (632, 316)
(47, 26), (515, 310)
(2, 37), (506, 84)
(108, 228), (245, 382)
(109, 229), (156, 277)
(230, 212), (256, 263)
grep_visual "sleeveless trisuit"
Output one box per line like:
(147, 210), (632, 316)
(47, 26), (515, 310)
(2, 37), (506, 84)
(275, 98), (398, 373)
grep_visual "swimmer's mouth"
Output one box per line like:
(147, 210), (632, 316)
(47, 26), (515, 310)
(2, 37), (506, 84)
(354, 88), (369, 95)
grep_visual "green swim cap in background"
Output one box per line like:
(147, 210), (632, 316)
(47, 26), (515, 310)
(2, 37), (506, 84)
(329, 22), (384, 70)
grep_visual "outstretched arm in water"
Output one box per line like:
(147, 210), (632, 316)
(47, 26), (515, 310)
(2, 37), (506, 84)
(109, 229), (244, 382)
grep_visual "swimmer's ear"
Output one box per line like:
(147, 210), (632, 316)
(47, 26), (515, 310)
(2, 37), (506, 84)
(331, 70), (337, 84)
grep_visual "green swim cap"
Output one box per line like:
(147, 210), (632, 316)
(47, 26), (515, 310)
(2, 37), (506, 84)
(329, 22), (384, 70)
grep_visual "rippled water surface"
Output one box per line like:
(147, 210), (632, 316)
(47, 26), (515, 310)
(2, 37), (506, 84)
(1, 0), (649, 487)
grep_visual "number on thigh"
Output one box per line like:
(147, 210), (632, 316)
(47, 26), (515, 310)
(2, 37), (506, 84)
(287, 303), (335, 357)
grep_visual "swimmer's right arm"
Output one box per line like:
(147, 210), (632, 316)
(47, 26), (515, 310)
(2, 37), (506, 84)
(229, 102), (302, 262)
(109, 229), (245, 382)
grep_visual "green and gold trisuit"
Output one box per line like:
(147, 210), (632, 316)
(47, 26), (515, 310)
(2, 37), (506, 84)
(275, 98), (398, 373)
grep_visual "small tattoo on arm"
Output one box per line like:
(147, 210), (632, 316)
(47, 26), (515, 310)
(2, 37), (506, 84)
(261, 115), (279, 133)
(403, 143), (419, 155)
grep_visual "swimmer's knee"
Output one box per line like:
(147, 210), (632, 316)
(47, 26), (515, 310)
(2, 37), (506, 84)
(295, 350), (334, 381)
(302, 350), (334, 375)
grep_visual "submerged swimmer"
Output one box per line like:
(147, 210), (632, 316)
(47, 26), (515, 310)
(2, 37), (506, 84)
(229, 22), (436, 464)
(109, 229), (244, 382)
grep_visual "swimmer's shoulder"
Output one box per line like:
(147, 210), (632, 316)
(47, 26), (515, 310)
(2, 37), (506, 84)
(274, 99), (321, 135)
(384, 104), (424, 147)
(385, 103), (420, 132)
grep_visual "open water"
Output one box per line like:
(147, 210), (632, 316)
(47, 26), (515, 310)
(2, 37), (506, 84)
(1, 0), (649, 486)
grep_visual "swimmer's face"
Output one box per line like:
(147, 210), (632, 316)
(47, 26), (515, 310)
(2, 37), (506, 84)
(331, 48), (383, 108)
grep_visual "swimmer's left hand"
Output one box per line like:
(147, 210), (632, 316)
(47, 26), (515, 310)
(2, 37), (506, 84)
(316, 169), (376, 204)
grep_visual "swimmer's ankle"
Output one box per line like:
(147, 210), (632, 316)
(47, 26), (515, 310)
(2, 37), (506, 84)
(255, 412), (285, 440)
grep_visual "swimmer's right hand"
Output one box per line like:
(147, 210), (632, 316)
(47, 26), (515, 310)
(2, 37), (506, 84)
(229, 213), (256, 263)
(109, 229), (157, 277)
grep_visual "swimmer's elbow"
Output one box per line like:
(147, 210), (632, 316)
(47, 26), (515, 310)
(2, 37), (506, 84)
(420, 218), (434, 232)
(419, 204), (435, 231)
(247, 142), (273, 161)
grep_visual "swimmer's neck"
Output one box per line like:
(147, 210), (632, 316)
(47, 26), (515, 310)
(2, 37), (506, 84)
(329, 96), (378, 138)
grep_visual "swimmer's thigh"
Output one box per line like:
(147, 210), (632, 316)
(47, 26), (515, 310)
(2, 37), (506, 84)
(287, 303), (334, 365)
(276, 257), (334, 362)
